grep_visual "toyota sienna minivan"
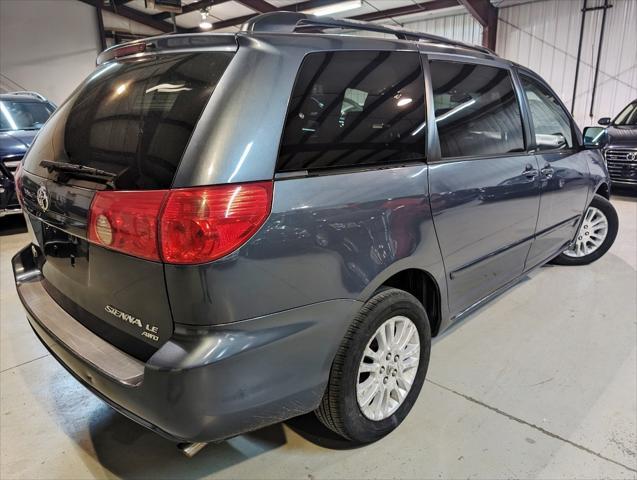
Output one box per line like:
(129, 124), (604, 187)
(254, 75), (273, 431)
(12, 12), (617, 451)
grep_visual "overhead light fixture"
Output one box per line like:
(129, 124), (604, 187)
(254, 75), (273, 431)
(199, 10), (212, 30)
(303, 0), (362, 17)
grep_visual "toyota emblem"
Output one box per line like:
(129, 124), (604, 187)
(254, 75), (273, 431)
(36, 185), (49, 212)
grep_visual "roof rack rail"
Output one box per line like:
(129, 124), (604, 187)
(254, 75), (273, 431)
(240, 11), (495, 56)
(5, 91), (48, 102)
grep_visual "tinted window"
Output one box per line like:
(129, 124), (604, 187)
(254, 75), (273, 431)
(520, 74), (573, 150)
(430, 61), (524, 158)
(63, 52), (233, 190)
(277, 51), (426, 172)
(0, 101), (54, 131)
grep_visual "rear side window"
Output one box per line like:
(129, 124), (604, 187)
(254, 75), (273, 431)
(63, 52), (233, 189)
(430, 61), (524, 158)
(520, 74), (573, 151)
(277, 51), (426, 172)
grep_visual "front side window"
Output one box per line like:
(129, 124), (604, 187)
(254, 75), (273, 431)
(430, 61), (525, 158)
(613, 101), (637, 126)
(277, 51), (426, 172)
(520, 74), (573, 151)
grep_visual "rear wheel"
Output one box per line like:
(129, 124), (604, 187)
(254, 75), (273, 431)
(552, 194), (618, 265)
(315, 288), (431, 443)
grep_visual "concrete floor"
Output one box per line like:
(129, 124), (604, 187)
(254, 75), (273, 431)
(1, 195), (635, 480)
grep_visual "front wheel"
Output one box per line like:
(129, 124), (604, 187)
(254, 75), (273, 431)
(552, 194), (618, 266)
(315, 288), (431, 443)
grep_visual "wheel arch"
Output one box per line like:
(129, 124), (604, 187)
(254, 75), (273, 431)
(376, 268), (443, 337)
(595, 182), (610, 199)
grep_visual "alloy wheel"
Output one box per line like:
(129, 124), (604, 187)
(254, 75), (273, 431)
(356, 316), (420, 421)
(564, 206), (609, 257)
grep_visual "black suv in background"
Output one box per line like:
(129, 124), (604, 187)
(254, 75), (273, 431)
(586, 99), (637, 189)
(0, 92), (56, 217)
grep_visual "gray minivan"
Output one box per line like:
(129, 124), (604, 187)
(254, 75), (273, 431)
(12, 12), (617, 450)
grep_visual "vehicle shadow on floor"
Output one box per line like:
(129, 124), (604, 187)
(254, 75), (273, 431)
(80, 403), (358, 478)
(84, 405), (287, 479)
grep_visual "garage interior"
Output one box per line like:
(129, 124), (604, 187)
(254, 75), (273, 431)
(1, 0), (636, 479)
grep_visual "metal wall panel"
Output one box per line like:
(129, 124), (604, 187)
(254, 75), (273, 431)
(402, 13), (483, 45)
(497, 0), (637, 128)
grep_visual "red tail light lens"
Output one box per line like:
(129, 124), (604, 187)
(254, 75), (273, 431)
(160, 182), (272, 264)
(87, 182), (272, 264)
(88, 190), (167, 261)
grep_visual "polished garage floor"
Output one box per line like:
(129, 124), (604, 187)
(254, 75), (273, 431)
(1, 195), (635, 480)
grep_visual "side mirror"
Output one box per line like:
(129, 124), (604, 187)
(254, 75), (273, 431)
(597, 117), (611, 125)
(582, 126), (607, 148)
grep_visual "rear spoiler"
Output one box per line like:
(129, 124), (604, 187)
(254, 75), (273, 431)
(96, 33), (238, 66)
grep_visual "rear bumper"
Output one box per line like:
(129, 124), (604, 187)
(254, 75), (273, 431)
(12, 244), (360, 443)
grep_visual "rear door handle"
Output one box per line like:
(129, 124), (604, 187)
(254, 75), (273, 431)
(541, 166), (554, 179)
(523, 164), (538, 179)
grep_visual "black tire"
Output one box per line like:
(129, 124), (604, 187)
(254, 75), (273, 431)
(315, 288), (431, 443)
(552, 194), (619, 266)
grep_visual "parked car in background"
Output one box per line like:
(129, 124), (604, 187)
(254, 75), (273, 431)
(12, 12), (618, 451)
(0, 91), (56, 217)
(584, 99), (637, 189)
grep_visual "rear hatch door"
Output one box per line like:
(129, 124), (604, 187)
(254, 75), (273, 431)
(19, 50), (234, 360)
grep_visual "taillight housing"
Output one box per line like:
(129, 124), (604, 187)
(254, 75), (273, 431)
(88, 191), (167, 261)
(161, 182), (272, 264)
(87, 182), (272, 264)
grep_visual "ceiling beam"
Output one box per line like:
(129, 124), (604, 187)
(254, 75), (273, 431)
(95, 1), (107, 50)
(235, 0), (277, 13)
(78, 0), (184, 33)
(457, 0), (491, 26)
(458, 0), (497, 49)
(352, 0), (459, 22)
(209, 13), (255, 31)
(153, 0), (230, 21)
(207, 0), (353, 31)
(192, 0), (463, 34)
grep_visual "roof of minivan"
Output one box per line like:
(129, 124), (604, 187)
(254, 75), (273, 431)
(98, 30), (502, 66)
(97, 11), (502, 66)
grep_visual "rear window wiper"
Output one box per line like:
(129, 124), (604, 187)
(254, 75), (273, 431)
(40, 160), (117, 187)
(40, 160), (117, 179)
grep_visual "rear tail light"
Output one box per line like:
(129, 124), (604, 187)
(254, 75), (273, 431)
(88, 182), (272, 264)
(88, 191), (167, 261)
(160, 182), (272, 264)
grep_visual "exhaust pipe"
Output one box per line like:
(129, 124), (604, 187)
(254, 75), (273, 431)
(177, 442), (208, 458)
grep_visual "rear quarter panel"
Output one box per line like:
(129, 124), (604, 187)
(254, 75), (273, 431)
(164, 165), (447, 326)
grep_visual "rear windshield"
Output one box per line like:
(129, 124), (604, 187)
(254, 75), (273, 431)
(44, 52), (232, 190)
